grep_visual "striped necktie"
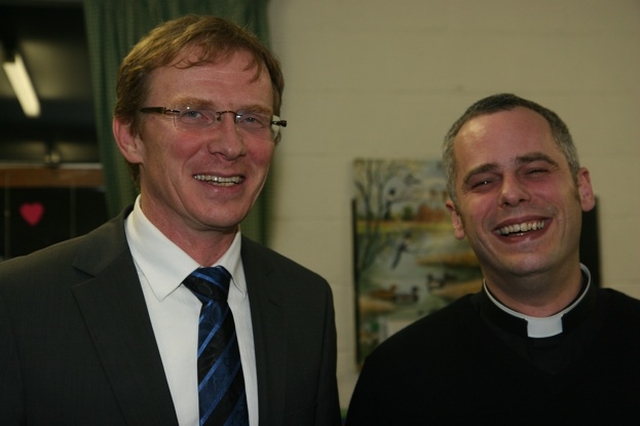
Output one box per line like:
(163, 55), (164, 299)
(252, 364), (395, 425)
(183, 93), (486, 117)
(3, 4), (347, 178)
(183, 266), (249, 425)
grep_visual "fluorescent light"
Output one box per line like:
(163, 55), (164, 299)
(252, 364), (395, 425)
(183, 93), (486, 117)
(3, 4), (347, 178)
(3, 52), (41, 118)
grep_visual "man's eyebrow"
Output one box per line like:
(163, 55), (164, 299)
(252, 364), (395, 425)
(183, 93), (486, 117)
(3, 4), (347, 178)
(240, 104), (272, 114)
(171, 97), (213, 108)
(460, 152), (560, 186)
(169, 98), (272, 114)
(515, 152), (560, 167)
(462, 163), (499, 186)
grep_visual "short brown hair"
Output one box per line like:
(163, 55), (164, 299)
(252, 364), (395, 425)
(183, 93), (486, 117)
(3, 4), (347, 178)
(114, 14), (285, 183)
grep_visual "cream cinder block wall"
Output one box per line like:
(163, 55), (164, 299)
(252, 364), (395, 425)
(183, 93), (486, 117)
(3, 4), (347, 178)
(267, 0), (640, 408)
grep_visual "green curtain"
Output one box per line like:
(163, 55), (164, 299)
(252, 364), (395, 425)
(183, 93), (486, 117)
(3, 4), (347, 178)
(83, 0), (272, 244)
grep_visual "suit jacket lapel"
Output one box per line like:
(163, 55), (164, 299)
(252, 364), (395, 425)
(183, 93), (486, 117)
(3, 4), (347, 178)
(241, 237), (287, 425)
(71, 212), (179, 425)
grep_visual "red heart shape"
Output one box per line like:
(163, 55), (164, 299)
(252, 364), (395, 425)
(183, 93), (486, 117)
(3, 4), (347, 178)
(20, 202), (45, 226)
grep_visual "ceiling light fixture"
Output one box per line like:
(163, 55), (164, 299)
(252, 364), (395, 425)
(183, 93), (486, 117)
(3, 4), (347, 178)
(3, 51), (41, 118)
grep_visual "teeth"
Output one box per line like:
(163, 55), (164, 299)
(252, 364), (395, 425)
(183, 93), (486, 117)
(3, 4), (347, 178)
(496, 220), (546, 236)
(193, 174), (241, 186)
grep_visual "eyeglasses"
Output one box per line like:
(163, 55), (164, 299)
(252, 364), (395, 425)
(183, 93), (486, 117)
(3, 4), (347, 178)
(139, 106), (287, 140)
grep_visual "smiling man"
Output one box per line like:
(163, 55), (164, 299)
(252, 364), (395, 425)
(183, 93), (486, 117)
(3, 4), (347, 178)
(346, 93), (640, 425)
(0, 15), (340, 426)
(445, 102), (595, 317)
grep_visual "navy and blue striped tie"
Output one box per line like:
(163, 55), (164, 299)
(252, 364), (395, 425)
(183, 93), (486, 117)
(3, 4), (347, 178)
(183, 266), (249, 426)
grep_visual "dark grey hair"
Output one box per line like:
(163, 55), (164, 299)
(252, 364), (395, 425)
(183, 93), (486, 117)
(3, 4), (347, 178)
(442, 93), (580, 207)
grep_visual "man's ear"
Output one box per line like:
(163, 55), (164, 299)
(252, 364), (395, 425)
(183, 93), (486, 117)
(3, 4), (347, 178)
(576, 167), (596, 212)
(445, 199), (466, 240)
(112, 117), (144, 164)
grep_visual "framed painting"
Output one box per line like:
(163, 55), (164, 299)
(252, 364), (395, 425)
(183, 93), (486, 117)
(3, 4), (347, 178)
(353, 158), (482, 366)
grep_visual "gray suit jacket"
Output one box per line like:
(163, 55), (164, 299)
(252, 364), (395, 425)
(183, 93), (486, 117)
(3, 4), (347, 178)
(0, 207), (340, 425)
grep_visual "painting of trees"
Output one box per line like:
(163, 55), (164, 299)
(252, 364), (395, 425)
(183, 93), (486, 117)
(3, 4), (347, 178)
(352, 158), (481, 366)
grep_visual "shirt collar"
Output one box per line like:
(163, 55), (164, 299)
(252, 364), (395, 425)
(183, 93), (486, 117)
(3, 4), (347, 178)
(478, 264), (595, 338)
(125, 196), (245, 302)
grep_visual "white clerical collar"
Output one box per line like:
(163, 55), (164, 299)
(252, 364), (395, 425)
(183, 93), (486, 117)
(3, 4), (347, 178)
(484, 264), (592, 338)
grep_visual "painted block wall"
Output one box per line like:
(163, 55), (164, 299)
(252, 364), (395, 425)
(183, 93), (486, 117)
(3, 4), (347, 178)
(267, 0), (640, 408)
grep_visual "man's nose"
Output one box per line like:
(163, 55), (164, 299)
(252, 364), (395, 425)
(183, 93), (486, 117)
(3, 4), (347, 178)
(207, 113), (245, 158)
(498, 174), (530, 207)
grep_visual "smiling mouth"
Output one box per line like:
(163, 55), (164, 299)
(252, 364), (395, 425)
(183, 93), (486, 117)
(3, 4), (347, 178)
(193, 174), (242, 186)
(496, 220), (546, 236)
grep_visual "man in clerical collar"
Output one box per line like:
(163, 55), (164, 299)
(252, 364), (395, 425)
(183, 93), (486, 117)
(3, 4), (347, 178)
(346, 93), (640, 425)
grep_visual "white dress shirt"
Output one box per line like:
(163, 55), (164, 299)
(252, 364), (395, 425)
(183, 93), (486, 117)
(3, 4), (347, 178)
(124, 197), (258, 425)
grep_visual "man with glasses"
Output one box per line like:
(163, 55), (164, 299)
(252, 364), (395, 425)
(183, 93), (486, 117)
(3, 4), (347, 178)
(0, 15), (340, 426)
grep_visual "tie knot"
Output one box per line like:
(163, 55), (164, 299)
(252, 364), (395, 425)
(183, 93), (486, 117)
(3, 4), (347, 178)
(183, 266), (231, 301)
